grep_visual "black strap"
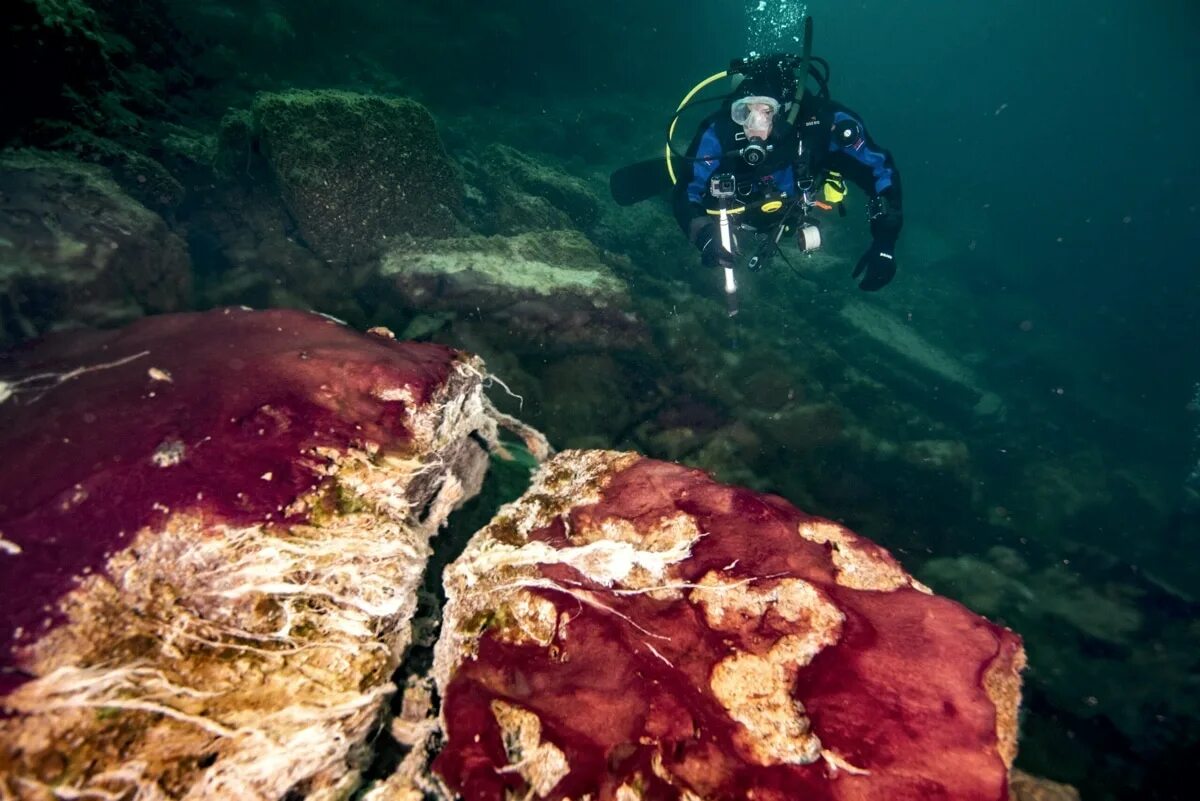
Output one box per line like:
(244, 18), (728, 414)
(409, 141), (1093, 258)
(787, 16), (815, 125)
(792, 97), (834, 187)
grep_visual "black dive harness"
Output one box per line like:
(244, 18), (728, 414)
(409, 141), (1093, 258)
(702, 96), (843, 280)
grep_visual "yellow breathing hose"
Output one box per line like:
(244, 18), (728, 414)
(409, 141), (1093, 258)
(666, 70), (729, 186)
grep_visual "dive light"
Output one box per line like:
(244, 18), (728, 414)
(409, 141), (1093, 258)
(709, 173), (739, 317)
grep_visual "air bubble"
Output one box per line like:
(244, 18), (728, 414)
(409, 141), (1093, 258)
(746, 0), (808, 56)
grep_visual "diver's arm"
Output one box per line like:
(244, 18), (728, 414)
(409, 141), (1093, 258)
(671, 124), (738, 267)
(673, 124), (725, 235)
(687, 125), (725, 203)
(827, 103), (901, 210)
(826, 104), (902, 237)
(826, 102), (903, 290)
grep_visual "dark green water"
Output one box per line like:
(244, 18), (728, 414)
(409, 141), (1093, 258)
(2, 1), (1198, 798)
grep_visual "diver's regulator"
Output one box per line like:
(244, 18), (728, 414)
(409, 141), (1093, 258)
(737, 137), (772, 167)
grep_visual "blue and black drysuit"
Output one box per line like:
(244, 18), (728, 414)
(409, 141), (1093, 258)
(673, 93), (903, 290)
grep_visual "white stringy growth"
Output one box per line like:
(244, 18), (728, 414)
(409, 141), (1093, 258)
(0, 350), (150, 405)
(2, 356), (518, 800)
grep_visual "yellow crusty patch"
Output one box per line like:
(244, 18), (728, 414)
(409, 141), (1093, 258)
(798, 520), (928, 592)
(495, 589), (561, 647)
(615, 782), (643, 801)
(711, 647), (823, 765)
(690, 571), (843, 633)
(491, 700), (570, 797)
(693, 574), (844, 766)
(985, 644), (1027, 769)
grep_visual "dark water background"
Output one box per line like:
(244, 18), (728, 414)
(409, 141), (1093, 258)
(3, 0), (1200, 798)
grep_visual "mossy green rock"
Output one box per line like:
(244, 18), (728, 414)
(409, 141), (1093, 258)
(0, 150), (190, 347)
(253, 90), (462, 265)
(476, 143), (600, 232)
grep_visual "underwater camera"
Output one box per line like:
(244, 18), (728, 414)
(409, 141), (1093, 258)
(709, 173), (737, 199)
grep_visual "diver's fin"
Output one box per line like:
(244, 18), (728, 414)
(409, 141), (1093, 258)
(610, 158), (674, 206)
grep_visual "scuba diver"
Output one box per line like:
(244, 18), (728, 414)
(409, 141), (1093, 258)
(611, 18), (903, 302)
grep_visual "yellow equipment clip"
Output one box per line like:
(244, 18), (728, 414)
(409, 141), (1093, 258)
(823, 171), (847, 203)
(761, 199), (784, 213)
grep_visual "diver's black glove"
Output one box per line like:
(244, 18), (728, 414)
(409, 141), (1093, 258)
(853, 194), (903, 291)
(853, 246), (897, 291)
(688, 216), (736, 268)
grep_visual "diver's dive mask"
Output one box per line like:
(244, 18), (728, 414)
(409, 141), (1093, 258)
(731, 95), (780, 132)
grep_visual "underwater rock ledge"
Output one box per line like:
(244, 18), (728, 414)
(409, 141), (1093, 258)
(381, 230), (646, 353)
(0, 308), (508, 799)
(0, 150), (192, 349)
(432, 449), (1025, 801)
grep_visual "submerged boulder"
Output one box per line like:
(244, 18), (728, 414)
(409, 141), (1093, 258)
(0, 150), (191, 348)
(837, 301), (1002, 420)
(1009, 770), (1081, 801)
(253, 90), (463, 265)
(433, 450), (1025, 801)
(380, 230), (646, 352)
(0, 308), (527, 799)
(464, 144), (601, 235)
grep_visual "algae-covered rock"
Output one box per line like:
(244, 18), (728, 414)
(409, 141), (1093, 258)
(253, 90), (463, 265)
(0, 308), (521, 799)
(1009, 769), (1082, 801)
(55, 130), (189, 210)
(466, 144), (600, 235)
(1, 0), (118, 144)
(751, 400), (845, 454)
(479, 187), (574, 237)
(921, 546), (1142, 646)
(0, 150), (190, 348)
(189, 177), (371, 325)
(433, 449), (1025, 801)
(837, 300), (993, 417)
(380, 230), (646, 351)
(214, 108), (257, 178)
(536, 354), (635, 447)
